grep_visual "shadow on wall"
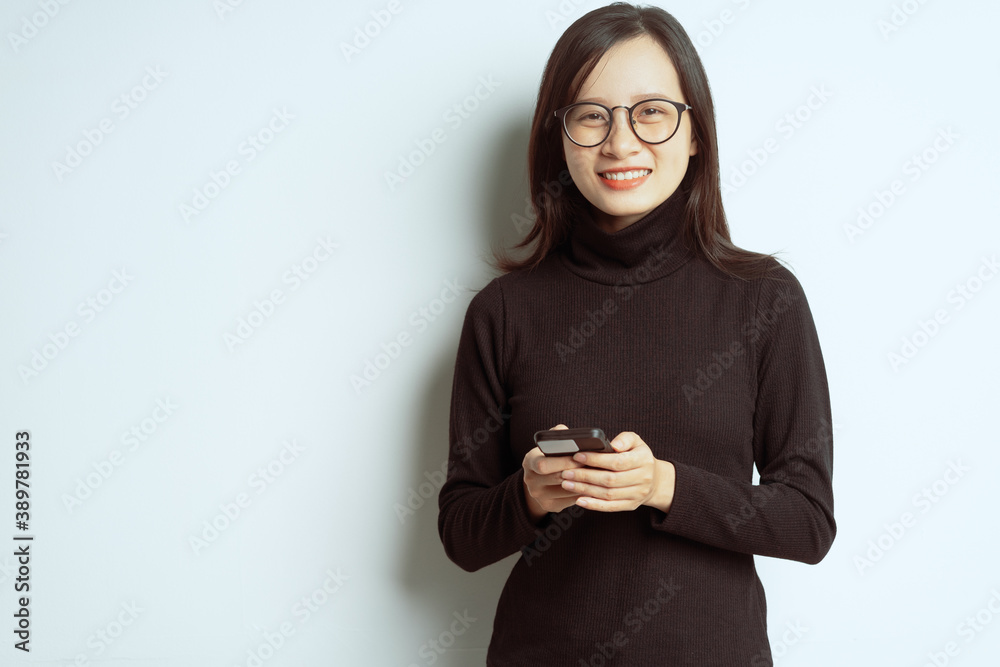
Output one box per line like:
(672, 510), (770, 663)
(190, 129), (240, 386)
(395, 118), (537, 663)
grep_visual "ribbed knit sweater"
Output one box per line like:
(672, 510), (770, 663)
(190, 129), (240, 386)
(437, 186), (836, 666)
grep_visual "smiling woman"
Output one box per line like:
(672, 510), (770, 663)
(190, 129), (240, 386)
(437, 3), (836, 665)
(554, 34), (696, 233)
(506, 1), (783, 280)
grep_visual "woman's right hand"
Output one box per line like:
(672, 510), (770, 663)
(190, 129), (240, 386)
(522, 424), (586, 522)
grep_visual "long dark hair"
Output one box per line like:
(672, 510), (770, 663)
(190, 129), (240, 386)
(490, 2), (782, 281)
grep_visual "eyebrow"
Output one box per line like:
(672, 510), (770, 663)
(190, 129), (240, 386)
(575, 92), (676, 103)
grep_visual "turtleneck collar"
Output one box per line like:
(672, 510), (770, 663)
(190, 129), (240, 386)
(558, 186), (695, 286)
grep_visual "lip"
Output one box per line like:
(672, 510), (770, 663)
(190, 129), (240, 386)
(599, 167), (651, 173)
(598, 168), (652, 191)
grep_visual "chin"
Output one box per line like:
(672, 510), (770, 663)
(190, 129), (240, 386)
(591, 190), (660, 213)
(602, 202), (651, 218)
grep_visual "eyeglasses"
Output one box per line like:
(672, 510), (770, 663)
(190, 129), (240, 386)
(553, 98), (692, 147)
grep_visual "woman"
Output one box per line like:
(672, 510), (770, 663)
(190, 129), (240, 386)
(437, 3), (835, 665)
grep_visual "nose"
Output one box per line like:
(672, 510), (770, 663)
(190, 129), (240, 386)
(602, 107), (641, 158)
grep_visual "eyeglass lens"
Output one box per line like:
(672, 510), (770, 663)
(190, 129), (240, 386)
(563, 101), (681, 146)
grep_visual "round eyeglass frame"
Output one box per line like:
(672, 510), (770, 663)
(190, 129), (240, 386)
(552, 98), (693, 147)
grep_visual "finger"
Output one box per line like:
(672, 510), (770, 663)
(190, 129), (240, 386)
(534, 454), (587, 476)
(524, 448), (547, 474)
(608, 431), (641, 452)
(540, 471), (585, 488)
(572, 450), (635, 472)
(562, 480), (648, 501)
(530, 479), (581, 499)
(574, 495), (640, 512)
(528, 448), (584, 474)
(562, 466), (647, 488)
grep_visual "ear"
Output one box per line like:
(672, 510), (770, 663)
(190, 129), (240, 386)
(688, 134), (698, 157)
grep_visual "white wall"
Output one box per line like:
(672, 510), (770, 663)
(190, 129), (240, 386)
(1, 0), (997, 665)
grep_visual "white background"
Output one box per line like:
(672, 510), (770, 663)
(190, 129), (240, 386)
(1, 0), (998, 665)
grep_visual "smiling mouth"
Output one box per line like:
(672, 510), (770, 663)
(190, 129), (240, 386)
(599, 169), (652, 181)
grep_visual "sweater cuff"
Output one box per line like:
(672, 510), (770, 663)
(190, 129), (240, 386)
(649, 458), (691, 533)
(505, 466), (547, 544)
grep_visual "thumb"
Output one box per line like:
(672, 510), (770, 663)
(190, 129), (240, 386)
(550, 423), (568, 430)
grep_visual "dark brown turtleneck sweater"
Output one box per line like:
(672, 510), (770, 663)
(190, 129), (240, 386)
(437, 186), (836, 666)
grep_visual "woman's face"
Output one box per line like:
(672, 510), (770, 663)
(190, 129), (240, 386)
(561, 34), (697, 233)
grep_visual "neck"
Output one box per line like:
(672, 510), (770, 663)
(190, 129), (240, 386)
(559, 187), (694, 286)
(592, 207), (644, 235)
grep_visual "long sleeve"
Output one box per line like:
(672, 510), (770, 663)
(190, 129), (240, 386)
(650, 266), (837, 564)
(437, 279), (542, 572)
(454, 187), (837, 663)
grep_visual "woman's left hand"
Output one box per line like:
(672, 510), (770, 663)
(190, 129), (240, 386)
(559, 431), (676, 513)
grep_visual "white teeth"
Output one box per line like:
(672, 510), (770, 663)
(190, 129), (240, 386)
(602, 169), (651, 181)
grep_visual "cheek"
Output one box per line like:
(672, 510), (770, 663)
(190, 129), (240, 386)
(560, 135), (572, 164)
(657, 145), (691, 171)
(563, 147), (591, 185)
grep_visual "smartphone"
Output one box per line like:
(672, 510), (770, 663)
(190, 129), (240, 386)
(534, 427), (614, 456)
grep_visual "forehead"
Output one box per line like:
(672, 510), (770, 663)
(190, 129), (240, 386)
(573, 34), (682, 103)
